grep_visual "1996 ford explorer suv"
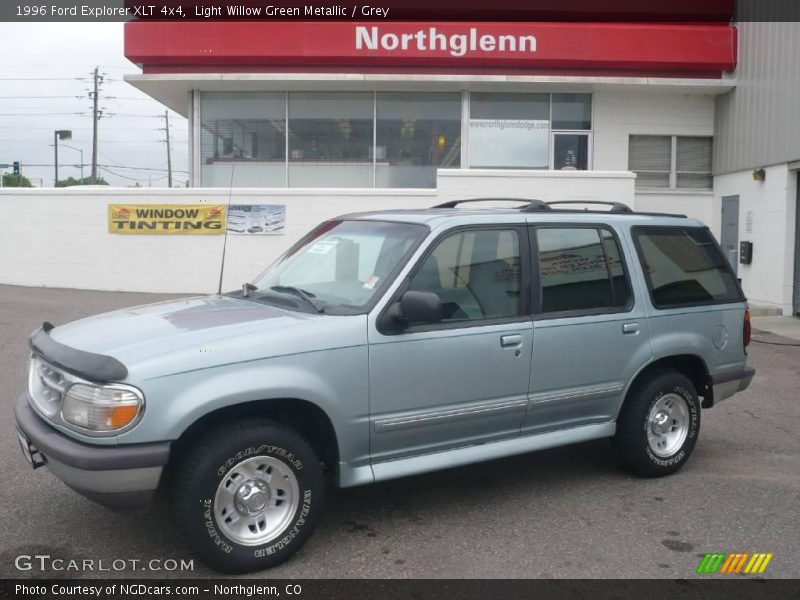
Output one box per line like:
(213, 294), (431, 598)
(15, 199), (755, 573)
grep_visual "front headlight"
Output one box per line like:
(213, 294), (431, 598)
(61, 383), (144, 432)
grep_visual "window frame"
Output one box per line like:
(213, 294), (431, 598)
(628, 134), (713, 191)
(530, 223), (635, 320)
(550, 131), (592, 171)
(630, 225), (746, 310)
(378, 224), (532, 335)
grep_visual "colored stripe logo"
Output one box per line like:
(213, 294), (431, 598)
(697, 552), (773, 574)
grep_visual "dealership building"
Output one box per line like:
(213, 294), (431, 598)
(121, 11), (800, 316)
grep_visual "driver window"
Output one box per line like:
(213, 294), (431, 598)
(408, 229), (521, 323)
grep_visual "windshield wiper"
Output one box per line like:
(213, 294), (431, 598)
(269, 285), (325, 313)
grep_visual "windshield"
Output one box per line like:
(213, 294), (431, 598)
(248, 219), (428, 314)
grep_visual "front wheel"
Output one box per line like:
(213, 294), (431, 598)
(173, 420), (324, 573)
(614, 370), (701, 477)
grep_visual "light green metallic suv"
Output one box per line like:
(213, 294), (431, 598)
(16, 199), (754, 573)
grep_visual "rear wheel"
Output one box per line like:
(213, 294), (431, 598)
(614, 370), (701, 477)
(173, 420), (324, 573)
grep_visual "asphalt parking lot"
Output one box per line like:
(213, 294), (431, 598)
(1, 284), (798, 579)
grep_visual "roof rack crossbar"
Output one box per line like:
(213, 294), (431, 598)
(539, 200), (633, 213)
(432, 198), (551, 211)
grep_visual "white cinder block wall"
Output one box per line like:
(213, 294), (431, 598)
(0, 170), (635, 294)
(593, 91), (719, 236)
(714, 165), (798, 314)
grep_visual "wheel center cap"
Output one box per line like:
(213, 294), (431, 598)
(234, 479), (270, 515)
(652, 411), (671, 435)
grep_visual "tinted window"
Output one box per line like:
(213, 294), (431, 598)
(409, 229), (521, 323)
(634, 227), (743, 307)
(537, 228), (630, 314)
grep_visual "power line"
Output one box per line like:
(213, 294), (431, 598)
(106, 112), (187, 119)
(0, 112), (89, 116)
(1, 139), (188, 145)
(0, 126), (186, 131)
(0, 95), (86, 99)
(100, 166), (171, 183)
(9, 163), (188, 173)
(0, 77), (88, 81)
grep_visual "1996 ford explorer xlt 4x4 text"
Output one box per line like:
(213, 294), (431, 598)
(15, 199), (754, 573)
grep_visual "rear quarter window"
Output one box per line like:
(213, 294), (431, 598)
(633, 226), (744, 308)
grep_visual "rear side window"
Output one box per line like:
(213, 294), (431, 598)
(633, 227), (743, 308)
(536, 227), (631, 314)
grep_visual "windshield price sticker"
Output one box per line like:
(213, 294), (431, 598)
(363, 275), (381, 290)
(308, 241), (338, 255)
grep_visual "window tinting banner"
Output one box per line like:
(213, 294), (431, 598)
(108, 204), (226, 235)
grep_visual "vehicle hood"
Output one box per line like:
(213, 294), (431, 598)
(46, 295), (361, 377)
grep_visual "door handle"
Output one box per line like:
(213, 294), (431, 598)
(622, 323), (640, 335)
(500, 334), (523, 347)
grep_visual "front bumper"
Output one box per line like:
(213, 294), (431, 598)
(712, 366), (756, 406)
(14, 393), (171, 511)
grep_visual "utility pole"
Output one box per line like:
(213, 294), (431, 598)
(89, 67), (103, 185)
(164, 110), (173, 188)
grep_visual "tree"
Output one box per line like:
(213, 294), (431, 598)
(2, 173), (33, 187)
(56, 176), (109, 187)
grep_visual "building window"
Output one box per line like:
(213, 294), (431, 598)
(554, 134), (589, 170)
(628, 135), (712, 190)
(469, 93), (550, 169)
(676, 136), (713, 189)
(200, 92), (286, 187)
(468, 93), (592, 170)
(196, 91), (596, 188)
(552, 93), (592, 130)
(288, 92), (374, 188)
(375, 92), (461, 188)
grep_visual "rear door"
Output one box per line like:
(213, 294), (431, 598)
(523, 223), (653, 434)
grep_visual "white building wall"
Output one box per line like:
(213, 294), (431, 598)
(714, 165), (798, 315)
(0, 170), (635, 294)
(593, 90), (719, 235)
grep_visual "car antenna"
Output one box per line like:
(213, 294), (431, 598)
(216, 162), (236, 295)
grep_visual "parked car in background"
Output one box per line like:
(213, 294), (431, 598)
(15, 199), (754, 573)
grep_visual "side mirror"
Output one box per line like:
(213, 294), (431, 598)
(398, 290), (443, 324)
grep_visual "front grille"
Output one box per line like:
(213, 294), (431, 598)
(28, 355), (73, 418)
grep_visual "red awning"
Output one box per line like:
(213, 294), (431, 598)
(125, 21), (737, 77)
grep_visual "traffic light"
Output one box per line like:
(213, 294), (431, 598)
(12, 161), (19, 175)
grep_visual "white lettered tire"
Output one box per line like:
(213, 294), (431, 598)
(614, 370), (701, 477)
(173, 419), (324, 573)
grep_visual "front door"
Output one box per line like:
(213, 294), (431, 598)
(523, 224), (653, 434)
(721, 195), (740, 274)
(368, 226), (533, 463)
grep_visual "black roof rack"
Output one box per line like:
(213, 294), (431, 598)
(532, 200), (633, 213)
(432, 198), (550, 211)
(430, 198), (686, 218)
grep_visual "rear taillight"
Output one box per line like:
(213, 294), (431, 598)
(743, 309), (751, 349)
